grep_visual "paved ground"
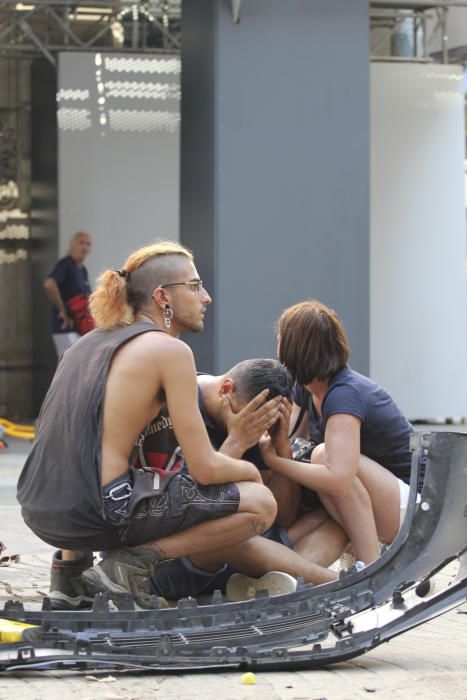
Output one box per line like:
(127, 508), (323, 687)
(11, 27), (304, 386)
(0, 429), (466, 699)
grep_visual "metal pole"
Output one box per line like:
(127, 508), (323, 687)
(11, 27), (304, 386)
(413, 11), (418, 56)
(18, 19), (56, 66)
(371, 1), (467, 8)
(231, 0), (242, 23)
(83, 19), (113, 48)
(422, 12), (428, 57)
(0, 7), (38, 43)
(372, 14), (408, 55)
(441, 7), (448, 63)
(131, 4), (139, 49)
(151, 17), (181, 49)
(47, 6), (84, 46)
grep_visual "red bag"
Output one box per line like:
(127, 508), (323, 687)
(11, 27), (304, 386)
(66, 293), (95, 335)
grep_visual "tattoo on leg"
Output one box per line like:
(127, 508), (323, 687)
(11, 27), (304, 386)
(137, 542), (168, 560)
(251, 521), (267, 536)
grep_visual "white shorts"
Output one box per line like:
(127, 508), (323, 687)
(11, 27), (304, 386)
(52, 332), (80, 358)
(398, 478), (421, 528)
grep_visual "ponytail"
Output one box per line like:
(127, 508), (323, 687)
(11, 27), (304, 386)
(89, 270), (133, 330)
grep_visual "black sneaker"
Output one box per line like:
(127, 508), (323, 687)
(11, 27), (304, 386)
(49, 550), (94, 610)
(150, 556), (228, 600)
(415, 578), (436, 597)
(82, 546), (168, 609)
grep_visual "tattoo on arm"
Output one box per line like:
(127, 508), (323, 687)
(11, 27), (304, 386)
(251, 520), (268, 536)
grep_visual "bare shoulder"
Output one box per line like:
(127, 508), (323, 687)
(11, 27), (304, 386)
(104, 329), (196, 421)
(115, 329), (193, 369)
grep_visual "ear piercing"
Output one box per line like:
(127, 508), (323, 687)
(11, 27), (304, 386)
(163, 304), (173, 329)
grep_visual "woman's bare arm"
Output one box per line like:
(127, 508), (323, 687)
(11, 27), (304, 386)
(261, 413), (361, 497)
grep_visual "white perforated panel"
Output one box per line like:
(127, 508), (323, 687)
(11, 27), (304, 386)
(58, 51), (180, 282)
(108, 108), (180, 132)
(104, 81), (180, 101)
(58, 52), (180, 135)
(103, 56), (180, 75)
(57, 107), (92, 131)
(0, 249), (27, 265)
(57, 88), (90, 102)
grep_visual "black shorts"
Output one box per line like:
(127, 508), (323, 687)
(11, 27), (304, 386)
(103, 469), (240, 547)
(301, 486), (322, 511)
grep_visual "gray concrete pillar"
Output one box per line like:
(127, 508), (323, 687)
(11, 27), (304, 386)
(181, 0), (369, 374)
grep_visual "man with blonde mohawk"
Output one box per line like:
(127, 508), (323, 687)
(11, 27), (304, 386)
(18, 241), (335, 610)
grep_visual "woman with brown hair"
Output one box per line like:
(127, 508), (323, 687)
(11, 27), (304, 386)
(260, 300), (419, 566)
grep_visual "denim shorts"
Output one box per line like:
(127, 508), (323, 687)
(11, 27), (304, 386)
(102, 469), (240, 547)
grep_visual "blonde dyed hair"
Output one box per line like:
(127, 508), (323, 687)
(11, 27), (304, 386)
(89, 240), (193, 330)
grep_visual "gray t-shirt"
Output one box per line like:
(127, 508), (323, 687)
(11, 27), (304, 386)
(17, 321), (162, 549)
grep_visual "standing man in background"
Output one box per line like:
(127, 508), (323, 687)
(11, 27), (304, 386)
(43, 231), (94, 358)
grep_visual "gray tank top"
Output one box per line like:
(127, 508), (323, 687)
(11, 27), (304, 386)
(17, 321), (162, 549)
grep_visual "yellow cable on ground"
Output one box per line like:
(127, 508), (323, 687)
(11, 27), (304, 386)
(0, 418), (35, 440)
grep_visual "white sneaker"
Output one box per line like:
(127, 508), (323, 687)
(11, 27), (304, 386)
(337, 551), (356, 573)
(226, 571), (297, 602)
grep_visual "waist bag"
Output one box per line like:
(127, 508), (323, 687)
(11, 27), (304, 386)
(66, 293), (95, 335)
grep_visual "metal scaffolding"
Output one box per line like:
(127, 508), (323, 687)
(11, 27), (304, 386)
(0, 2), (466, 64)
(370, 1), (467, 62)
(0, 1), (182, 64)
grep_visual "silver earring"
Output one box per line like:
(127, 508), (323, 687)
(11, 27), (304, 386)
(163, 305), (173, 329)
